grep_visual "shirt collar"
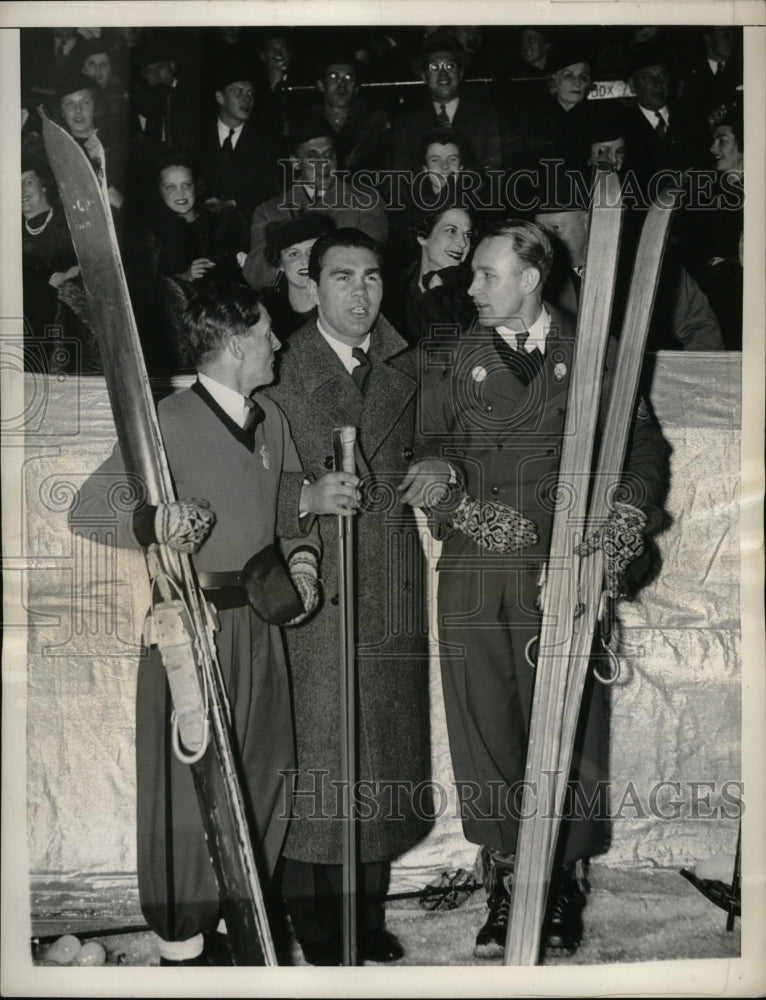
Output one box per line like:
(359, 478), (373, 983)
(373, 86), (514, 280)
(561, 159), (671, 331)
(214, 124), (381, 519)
(432, 96), (459, 119)
(495, 307), (551, 355)
(317, 318), (371, 375)
(639, 103), (670, 127)
(198, 372), (252, 427)
(217, 118), (245, 147)
(707, 56), (725, 73)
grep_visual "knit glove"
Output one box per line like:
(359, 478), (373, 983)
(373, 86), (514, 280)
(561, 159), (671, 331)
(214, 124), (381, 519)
(286, 549), (320, 625)
(451, 492), (539, 554)
(576, 501), (647, 599)
(154, 499), (216, 553)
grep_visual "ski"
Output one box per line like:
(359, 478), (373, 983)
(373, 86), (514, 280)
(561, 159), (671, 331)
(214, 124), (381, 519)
(503, 168), (624, 966)
(545, 185), (683, 882)
(41, 111), (277, 966)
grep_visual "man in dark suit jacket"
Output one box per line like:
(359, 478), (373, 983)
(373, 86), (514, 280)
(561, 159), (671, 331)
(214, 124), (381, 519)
(392, 32), (502, 173)
(410, 219), (669, 958)
(194, 61), (283, 221)
(622, 41), (703, 200)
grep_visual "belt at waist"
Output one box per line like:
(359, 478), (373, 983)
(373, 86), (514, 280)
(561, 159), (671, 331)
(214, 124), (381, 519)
(197, 571), (248, 611)
(198, 570), (243, 589)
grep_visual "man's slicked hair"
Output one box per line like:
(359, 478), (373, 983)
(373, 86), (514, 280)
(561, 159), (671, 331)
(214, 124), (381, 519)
(479, 218), (555, 286)
(307, 226), (383, 283)
(181, 278), (262, 368)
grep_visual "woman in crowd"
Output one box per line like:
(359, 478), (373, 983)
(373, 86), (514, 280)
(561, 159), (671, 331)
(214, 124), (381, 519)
(129, 151), (249, 372)
(21, 148), (102, 374)
(694, 100), (744, 349)
(384, 193), (476, 346)
(257, 214), (334, 340)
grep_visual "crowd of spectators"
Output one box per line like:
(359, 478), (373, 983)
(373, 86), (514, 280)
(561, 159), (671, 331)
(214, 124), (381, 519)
(19, 23), (745, 372)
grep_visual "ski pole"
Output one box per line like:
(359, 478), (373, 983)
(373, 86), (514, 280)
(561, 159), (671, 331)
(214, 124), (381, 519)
(333, 425), (359, 966)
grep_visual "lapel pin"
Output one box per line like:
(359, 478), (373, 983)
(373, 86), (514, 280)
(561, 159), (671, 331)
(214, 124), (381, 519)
(553, 362), (567, 382)
(471, 365), (488, 383)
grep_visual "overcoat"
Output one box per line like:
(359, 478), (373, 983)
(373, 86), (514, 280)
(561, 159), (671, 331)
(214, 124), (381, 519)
(266, 315), (433, 865)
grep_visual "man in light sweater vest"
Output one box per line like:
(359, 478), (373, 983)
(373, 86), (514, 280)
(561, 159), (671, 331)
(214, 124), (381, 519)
(69, 280), (322, 966)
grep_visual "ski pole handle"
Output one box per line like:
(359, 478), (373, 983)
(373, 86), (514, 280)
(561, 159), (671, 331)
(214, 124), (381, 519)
(334, 425), (357, 476)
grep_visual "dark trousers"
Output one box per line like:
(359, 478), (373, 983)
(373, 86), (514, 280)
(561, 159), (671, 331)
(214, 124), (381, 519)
(281, 858), (390, 946)
(437, 559), (609, 864)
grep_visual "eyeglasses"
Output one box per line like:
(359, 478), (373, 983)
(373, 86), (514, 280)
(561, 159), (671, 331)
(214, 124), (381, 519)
(326, 71), (356, 84)
(229, 86), (255, 99)
(427, 60), (458, 73)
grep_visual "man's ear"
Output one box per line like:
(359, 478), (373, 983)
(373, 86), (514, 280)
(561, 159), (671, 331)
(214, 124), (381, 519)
(420, 69), (427, 85)
(228, 332), (246, 360)
(523, 267), (542, 295)
(214, 89), (224, 109)
(316, 77), (325, 95)
(307, 277), (320, 307)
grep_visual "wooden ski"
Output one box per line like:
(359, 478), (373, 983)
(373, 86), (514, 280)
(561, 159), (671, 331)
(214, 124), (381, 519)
(503, 169), (624, 966)
(545, 186), (683, 881)
(41, 111), (277, 965)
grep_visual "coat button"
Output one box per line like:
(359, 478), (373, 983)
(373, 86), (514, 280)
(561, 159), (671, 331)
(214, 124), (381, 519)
(402, 447), (413, 461)
(491, 486), (499, 495)
(486, 404), (493, 412)
(330, 594), (339, 606)
(324, 455), (334, 470)
(556, 407), (564, 415)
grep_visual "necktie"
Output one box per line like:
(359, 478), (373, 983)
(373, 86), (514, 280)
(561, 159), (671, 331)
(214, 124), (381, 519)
(492, 331), (544, 386)
(243, 396), (261, 430)
(654, 111), (667, 138)
(715, 60), (724, 75)
(437, 103), (450, 126)
(219, 127), (235, 195)
(352, 347), (371, 392)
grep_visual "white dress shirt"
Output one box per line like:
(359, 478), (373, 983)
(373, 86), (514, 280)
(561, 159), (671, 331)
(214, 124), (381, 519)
(217, 118), (245, 149)
(638, 104), (671, 129)
(198, 372), (252, 428)
(495, 307), (552, 355)
(317, 319), (371, 375)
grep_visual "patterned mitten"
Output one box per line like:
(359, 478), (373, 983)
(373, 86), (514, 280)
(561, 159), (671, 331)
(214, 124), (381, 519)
(286, 549), (320, 624)
(451, 493), (539, 554)
(154, 499), (216, 553)
(576, 501), (647, 598)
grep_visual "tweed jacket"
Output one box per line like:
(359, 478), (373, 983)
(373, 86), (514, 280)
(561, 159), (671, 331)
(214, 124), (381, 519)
(265, 315), (433, 864)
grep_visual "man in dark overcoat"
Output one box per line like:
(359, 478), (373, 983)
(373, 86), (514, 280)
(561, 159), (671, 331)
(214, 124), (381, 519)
(407, 219), (669, 958)
(265, 227), (435, 965)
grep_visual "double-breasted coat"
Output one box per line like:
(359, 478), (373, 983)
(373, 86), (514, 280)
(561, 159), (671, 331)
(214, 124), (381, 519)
(266, 316), (433, 865)
(415, 306), (670, 862)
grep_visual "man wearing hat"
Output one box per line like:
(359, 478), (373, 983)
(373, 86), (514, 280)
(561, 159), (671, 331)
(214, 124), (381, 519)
(308, 45), (393, 174)
(192, 61), (282, 222)
(534, 196), (724, 351)
(391, 31), (502, 173)
(133, 32), (201, 165)
(243, 113), (387, 290)
(623, 41), (702, 198)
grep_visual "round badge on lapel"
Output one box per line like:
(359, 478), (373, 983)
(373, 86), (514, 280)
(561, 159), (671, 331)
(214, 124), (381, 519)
(553, 362), (567, 382)
(472, 365), (488, 383)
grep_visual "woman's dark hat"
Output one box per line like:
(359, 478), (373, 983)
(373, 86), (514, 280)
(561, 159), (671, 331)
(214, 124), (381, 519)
(265, 214), (335, 255)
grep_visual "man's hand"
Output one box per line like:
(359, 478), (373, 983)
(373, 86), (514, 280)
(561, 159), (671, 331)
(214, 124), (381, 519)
(576, 500), (647, 599)
(452, 492), (539, 553)
(285, 549), (320, 625)
(397, 459), (453, 508)
(154, 498), (215, 553)
(301, 472), (361, 517)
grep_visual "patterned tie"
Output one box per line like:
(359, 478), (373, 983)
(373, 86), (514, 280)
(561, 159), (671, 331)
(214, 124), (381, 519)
(352, 347), (371, 392)
(437, 103), (450, 127)
(654, 110), (667, 138)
